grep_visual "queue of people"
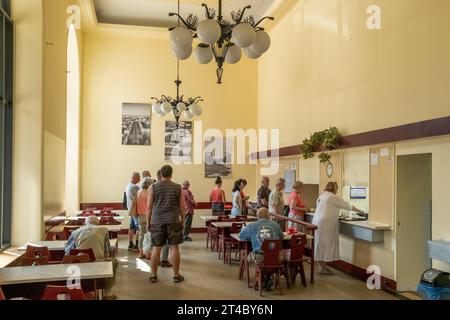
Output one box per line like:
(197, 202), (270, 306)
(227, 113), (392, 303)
(67, 169), (364, 296)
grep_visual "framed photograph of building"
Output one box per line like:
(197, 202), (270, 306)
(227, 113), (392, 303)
(204, 136), (232, 178)
(122, 103), (151, 146)
(165, 121), (192, 163)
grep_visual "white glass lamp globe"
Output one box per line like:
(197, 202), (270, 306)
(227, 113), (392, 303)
(172, 45), (193, 60)
(250, 30), (271, 54)
(161, 102), (173, 114)
(231, 23), (255, 48)
(244, 47), (262, 59)
(170, 27), (193, 50)
(152, 103), (162, 115)
(190, 103), (202, 116)
(225, 44), (242, 64)
(177, 102), (186, 112)
(184, 109), (194, 120)
(197, 19), (221, 44)
(194, 44), (213, 64)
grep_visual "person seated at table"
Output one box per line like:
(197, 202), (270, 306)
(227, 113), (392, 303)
(65, 216), (118, 299)
(239, 208), (284, 290)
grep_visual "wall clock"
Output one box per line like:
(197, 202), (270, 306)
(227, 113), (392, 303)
(326, 162), (334, 178)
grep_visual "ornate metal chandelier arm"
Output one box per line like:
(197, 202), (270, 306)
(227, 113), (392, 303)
(253, 16), (274, 28)
(151, 97), (161, 103)
(168, 13), (197, 31)
(236, 5), (252, 24)
(193, 98), (204, 103)
(161, 95), (170, 101)
(201, 3), (214, 19)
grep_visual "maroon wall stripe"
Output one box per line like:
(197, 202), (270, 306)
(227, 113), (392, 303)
(252, 116), (450, 160)
(81, 202), (232, 210)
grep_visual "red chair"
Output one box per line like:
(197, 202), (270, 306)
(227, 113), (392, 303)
(100, 211), (114, 217)
(223, 223), (244, 265)
(42, 285), (86, 300)
(21, 256), (50, 266)
(100, 217), (120, 225)
(254, 239), (284, 297)
(79, 211), (95, 217)
(25, 245), (51, 259)
(287, 234), (308, 287)
(85, 207), (97, 211)
(102, 207), (114, 211)
(62, 254), (91, 264)
(0, 286), (5, 300)
(45, 229), (70, 241)
(70, 248), (96, 262)
(211, 215), (231, 252)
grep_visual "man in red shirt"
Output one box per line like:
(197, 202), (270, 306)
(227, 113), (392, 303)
(182, 180), (197, 241)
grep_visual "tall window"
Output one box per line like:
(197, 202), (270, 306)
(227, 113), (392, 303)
(0, 0), (12, 250)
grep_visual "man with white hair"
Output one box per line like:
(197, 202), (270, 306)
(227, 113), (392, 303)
(65, 216), (118, 299)
(182, 180), (197, 241)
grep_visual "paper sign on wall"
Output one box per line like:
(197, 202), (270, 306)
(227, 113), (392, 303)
(380, 148), (389, 157)
(370, 153), (379, 166)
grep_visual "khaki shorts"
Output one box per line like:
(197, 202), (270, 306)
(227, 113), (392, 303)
(150, 223), (184, 247)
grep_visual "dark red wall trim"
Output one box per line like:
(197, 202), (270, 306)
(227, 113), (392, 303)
(329, 260), (397, 292)
(252, 116), (450, 160)
(81, 202), (231, 210)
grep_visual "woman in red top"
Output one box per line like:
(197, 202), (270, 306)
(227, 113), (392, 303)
(288, 181), (311, 231)
(209, 177), (226, 216)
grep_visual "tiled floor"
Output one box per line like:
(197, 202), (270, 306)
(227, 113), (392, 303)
(113, 234), (397, 300)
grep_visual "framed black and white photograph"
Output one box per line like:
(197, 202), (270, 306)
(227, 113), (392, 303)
(122, 103), (151, 146)
(165, 121), (192, 163)
(204, 137), (232, 178)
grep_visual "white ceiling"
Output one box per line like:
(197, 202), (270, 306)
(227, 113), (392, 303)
(93, 0), (277, 28)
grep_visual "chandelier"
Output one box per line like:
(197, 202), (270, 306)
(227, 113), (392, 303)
(169, 0), (274, 84)
(151, 60), (203, 127)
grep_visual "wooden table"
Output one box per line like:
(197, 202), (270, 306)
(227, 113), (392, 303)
(18, 239), (118, 253)
(74, 210), (129, 216)
(211, 221), (254, 228)
(67, 216), (125, 221)
(200, 216), (257, 222)
(63, 224), (122, 232)
(0, 261), (113, 300)
(231, 232), (315, 284)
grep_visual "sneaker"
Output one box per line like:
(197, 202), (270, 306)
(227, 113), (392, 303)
(160, 260), (173, 268)
(184, 236), (193, 242)
(128, 243), (135, 252)
(319, 268), (335, 276)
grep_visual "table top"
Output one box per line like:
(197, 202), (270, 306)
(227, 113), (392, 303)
(0, 261), (113, 286)
(200, 216), (257, 221)
(74, 210), (129, 216)
(63, 224), (123, 232)
(66, 215), (125, 221)
(211, 221), (254, 228)
(18, 239), (118, 251)
(231, 232), (313, 241)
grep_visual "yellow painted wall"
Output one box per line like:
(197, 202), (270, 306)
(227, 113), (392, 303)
(43, 0), (81, 221)
(12, 0), (44, 244)
(258, 0), (450, 147)
(80, 30), (258, 226)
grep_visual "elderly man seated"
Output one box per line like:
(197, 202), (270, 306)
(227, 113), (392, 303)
(239, 208), (284, 291)
(65, 216), (118, 299)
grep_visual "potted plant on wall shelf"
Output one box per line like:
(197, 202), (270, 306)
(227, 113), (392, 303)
(301, 127), (342, 163)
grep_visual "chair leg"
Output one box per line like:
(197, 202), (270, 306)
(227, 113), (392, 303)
(299, 263), (307, 288)
(277, 271), (283, 295)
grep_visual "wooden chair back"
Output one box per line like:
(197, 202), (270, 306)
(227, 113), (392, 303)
(69, 248), (96, 262)
(42, 285), (86, 300)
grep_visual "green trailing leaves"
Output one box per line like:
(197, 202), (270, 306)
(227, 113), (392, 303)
(301, 127), (342, 163)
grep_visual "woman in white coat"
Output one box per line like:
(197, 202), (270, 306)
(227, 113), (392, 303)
(312, 182), (365, 275)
